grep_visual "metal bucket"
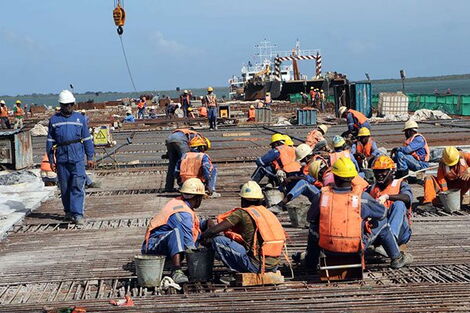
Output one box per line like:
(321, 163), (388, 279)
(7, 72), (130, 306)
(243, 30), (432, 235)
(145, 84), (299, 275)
(265, 189), (284, 207)
(187, 248), (214, 282)
(438, 189), (461, 213)
(134, 255), (166, 287)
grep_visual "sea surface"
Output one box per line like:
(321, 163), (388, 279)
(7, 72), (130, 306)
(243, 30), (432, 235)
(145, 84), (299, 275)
(1, 79), (469, 108)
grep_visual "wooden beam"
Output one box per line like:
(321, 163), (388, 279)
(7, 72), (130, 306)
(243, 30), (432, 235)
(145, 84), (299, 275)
(235, 271), (284, 286)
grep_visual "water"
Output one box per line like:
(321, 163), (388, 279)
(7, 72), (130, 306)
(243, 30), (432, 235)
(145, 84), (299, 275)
(1, 79), (469, 108)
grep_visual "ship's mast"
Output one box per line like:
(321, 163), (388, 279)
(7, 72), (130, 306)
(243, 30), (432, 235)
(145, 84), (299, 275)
(254, 39), (277, 65)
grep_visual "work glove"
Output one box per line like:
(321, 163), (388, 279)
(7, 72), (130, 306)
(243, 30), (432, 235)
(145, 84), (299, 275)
(378, 194), (389, 206)
(459, 168), (470, 181)
(276, 170), (287, 182)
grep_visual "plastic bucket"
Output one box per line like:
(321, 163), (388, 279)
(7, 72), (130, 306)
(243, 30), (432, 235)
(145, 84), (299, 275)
(438, 189), (461, 213)
(134, 255), (166, 287)
(187, 248), (214, 282)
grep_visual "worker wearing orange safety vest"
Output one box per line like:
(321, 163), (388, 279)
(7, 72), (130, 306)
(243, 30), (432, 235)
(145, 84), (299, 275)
(329, 135), (360, 172)
(302, 157), (412, 270)
(391, 120), (430, 178)
(176, 136), (219, 198)
(13, 100), (25, 129)
(367, 155), (413, 247)
(0, 100), (11, 129)
(423, 146), (470, 207)
(142, 178), (206, 284)
(203, 87), (218, 130)
(338, 106), (370, 137)
(351, 127), (382, 169)
(137, 96), (146, 119)
(201, 181), (286, 273)
(305, 124), (328, 152)
(198, 106), (208, 118)
(247, 105), (256, 121)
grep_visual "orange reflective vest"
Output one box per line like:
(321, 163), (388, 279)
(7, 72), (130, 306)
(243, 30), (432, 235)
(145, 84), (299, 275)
(305, 130), (324, 148)
(438, 153), (469, 191)
(137, 100), (145, 109)
(14, 107), (24, 117)
(198, 106), (208, 117)
(144, 197), (200, 248)
(329, 150), (351, 166)
(41, 154), (53, 172)
(369, 178), (411, 223)
(180, 152), (212, 182)
(319, 185), (363, 253)
(248, 108), (255, 119)
(205, 94), (217, 107)
(348, 109), (368, 129)
(174, 128), (200, 139)
(318, 169), (368, 191)
(404, 133), (430, 162)
(356, 139), (374, 157)
(217, 205), (286, 271)
(0, 107), (8, 118)
(273, 145), (302, 173)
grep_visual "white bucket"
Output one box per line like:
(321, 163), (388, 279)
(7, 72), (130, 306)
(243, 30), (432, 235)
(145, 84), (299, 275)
(438, 189), (461, 213)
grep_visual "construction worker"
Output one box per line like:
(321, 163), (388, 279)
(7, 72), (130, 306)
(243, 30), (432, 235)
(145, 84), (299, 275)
(180, 90), (191, 118)
(283, 135), (294, 147)
(320, 89), (326, 112)
(201, 181), (286, 273)
(198, 105), (208, 118)
(330, 135), (360, 172)
(309, 87), (316, 106)
(40, 153), (57, 186)
(13, 100), (25, 129)
(351, 127), (382, 169)
(314, 88), (321, 108)
(137, 96), (146, 119)
(123, 110), (135, 123)
(338, 106), (370, 137)
(164, 128), (202, 192)
(176, 136), (219, 198)
(247, 105), (256, 122)
(264, 92), (272, 106)
(391, 120), (430, 178)
(142, 178), (206, 284)
(203, 87), (218, 130)
(304, 157), (412, 269)
(305, 124), (328, 152)
(368, 155), (412, 248)
(423, 146), (470, 206)
(46, 90), (94, 225)
(0, 100), (11, 129)
(251, 133), (302, 189)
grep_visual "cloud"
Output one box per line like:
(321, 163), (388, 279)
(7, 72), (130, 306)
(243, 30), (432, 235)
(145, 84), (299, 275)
(150, 31), (185, 53)
(0, 28), (44, 52)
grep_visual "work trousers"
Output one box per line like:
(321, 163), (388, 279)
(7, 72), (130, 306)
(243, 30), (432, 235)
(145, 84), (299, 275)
(14, 118), (23, 129)
(208, 107), (217, 129)
(251, 165), (277, 184)
(0, 117), (10, 129)
(211, 236), (260, 273)
(142, 228), (185, 257)
(423, 175), (470, 204)
(394, 151), (428, 171)
(57, 161), (86, 217)
(165, 140), (189, 190)
(137, 108), (145, 119)
(387, 201), (412, 245)
(288, 180), (320, 203)
(206, 166), (218, 193)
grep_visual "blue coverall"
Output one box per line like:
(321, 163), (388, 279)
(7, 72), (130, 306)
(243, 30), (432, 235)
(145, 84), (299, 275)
(346, 112), (371, 134)
(47, 112), (94, 218)
(123, 115), (135, 123)
(175, 149), (218, 193)
(165, 131), (198, 190)
(393, 135), (429, 171)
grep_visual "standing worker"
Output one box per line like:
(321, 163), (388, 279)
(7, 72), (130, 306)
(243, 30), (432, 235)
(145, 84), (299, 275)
(351, 127), (382, 169)
(13, 100), (25, 129)
(309, 87), (316, 106)
(141, 178), (206, 284)
(247, 105), (256, 122)
(180, 90), (191, 118)
(203, 87), (218, 130)
(319, 89), (326, 112)
(137, 96), (147, 119)
(0, 100), (11, 129)
(46, 90), (94, 224)
(391, 120), (430, 178)
(338, 106), (370, 137)
(264, 92), (272, 106)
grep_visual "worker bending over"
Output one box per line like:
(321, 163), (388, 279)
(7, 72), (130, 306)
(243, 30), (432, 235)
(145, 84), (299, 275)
(142, 178), (206, 284)
(367, 155), (412, 248)
(423, 146), (470, 206)
(330, 135), (360, 172)
(304, 157), (412, 269)
(176, 136), (219, 198)
(351, 127), (382, 169)
(338, 106), (370, 137)
(392, 120), (430, 178)
(203, 87), (218, 130)
(305, 124), (328, 152)
(201, 181), (286, 273)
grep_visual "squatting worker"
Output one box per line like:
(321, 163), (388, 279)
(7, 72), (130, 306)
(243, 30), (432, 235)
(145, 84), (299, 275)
(338, 106), (370, 138)
(142, 178), (206, 284)
(46, 90), (94, 225)
(201, 181), (286, 273)
(203, 87), (218, 130)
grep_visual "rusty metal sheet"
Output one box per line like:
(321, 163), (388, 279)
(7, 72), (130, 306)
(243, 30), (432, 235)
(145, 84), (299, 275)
(14, 130), (33, 169)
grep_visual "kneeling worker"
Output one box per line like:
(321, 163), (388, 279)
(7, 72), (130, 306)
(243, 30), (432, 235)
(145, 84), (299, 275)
(141, 178), (206, 284)
(351, 127), (382, 169)
(201, 181), (286, 273)
(338, 106), (370, 137)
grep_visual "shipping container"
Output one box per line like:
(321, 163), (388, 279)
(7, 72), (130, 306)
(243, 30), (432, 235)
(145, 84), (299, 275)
(297, 109), (317, 125)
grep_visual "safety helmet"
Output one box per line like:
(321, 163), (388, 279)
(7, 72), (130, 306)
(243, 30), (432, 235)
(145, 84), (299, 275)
(55, 106), (60, 111)
(442, 146), (460, 166)
(338, 106), (348, 116)
(204, 137), (212, 150)
(357, 127), (371, 137)
(403, 120), (418, 131)
(332, 135), (346, 148)
(317, 124), (328, 134)
(189, 136), (208, 148)
(81, 109), (86, 114)
(309, 159), (326, 179)
(207, 86), (214, 92)
(295, 144), (313, 161)
(126, 110), (132, 114)
(331, 157), (358, 178)
(271, 133), (285, 144)
(372, 155), (396, 170)
(239, 181), (264, 200)
(266, 92), (270, 95)
(180, 178), (206, 195)
(184, 89), (188, 93)
(0, 100), (5, 105)
(58, 90), (76, 104)
(16, 100), (22, 104)
(188, 107), (193, 112)
(284, 135), (294, 146)
(250, 105), (255, 109)
(310, 86), (314, 90)
(320, 89), (324, 92)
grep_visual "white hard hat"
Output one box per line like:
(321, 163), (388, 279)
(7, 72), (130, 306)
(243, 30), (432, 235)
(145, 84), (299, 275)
(403, 120), (419, 131)
(295, 144), (313, 161)
(338, 106), (348, 116)
(58, 90), (76, 104)
(126, 110), (132, 114)
(180, 178), (206, 195)
(317, 124), (328, 134)
(240, 181), (264, 200)
(0, 100), (5, 105)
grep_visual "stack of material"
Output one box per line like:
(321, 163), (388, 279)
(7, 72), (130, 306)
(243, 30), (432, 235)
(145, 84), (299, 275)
(378, 92), (408, 116)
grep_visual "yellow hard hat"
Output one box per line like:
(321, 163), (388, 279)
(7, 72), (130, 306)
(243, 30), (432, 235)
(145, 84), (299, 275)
(284, 135), (294, 146)
(357, 127), (371, 137)
(187, 107), (193, 112)
(310, 86), (314, 90)
(309, 159), (326, 179)
(442, 146), (460, 166)
(403, 120), (419, 131)
(372, 155), (396, 170)
(240, 181), (264, 199)
(189, 136), (208, 148)
(317, 124), (328, 134)
(332, 135), (346, 148)
(338, 106), (348, 116)
(180, 178), (206, 195)
(331, 157), (358, 178)
(207, 86), (214, 92)
(16, 100), (22, 104)
(271, 133), (285, 144)
(204, 137), (212, 150)
(295, 144), (313, 161)
(320, 89), (324, 92)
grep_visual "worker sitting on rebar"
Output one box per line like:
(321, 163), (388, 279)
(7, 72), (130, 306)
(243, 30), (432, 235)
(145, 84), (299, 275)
(175, 136), (220, 198)
(299, 157), (412, 270)
(251, 133), (302, 191)
(422, 146), (470, 210)
(367, 156), (413, 255)
(391, 120), (430, 178)
(338, 106), (370, 138)
(351, 127), (382, 170)
(141, 178), (206, 284)
(329, 135), (360, 173)
(200, 181), (286, 274)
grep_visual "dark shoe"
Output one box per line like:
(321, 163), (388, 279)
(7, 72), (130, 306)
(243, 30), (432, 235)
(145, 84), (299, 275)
(419, 203), (438, 213)
(72, 215), (85, 225)
(391, 252), (413, 269)
(64, 212), (73, 221)
(292, 251), (306, 265)
(171, 269), (189, 284)
(86, 181), (101, 188)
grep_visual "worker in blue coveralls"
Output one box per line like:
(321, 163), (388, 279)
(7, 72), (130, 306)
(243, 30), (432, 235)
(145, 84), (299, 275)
(391, 120), (430, 178)
(293, 157), (412, 270)
(142, 178), (207, 284)
(46, 90), (94, 225)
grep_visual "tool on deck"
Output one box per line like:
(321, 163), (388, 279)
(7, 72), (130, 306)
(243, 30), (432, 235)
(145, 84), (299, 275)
(401, 165), (439, 180)
(95, 132), (135, 167)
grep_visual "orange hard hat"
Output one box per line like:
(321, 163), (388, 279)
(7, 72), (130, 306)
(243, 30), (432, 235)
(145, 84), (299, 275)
(372, 155), (396, 170)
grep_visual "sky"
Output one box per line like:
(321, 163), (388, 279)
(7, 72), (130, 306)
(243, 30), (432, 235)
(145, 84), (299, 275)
(1, 0), (469, 96)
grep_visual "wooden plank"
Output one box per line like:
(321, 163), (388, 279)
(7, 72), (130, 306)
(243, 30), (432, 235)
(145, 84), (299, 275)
(235, 271), (284, 286)
(222, 132), (251, 137)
